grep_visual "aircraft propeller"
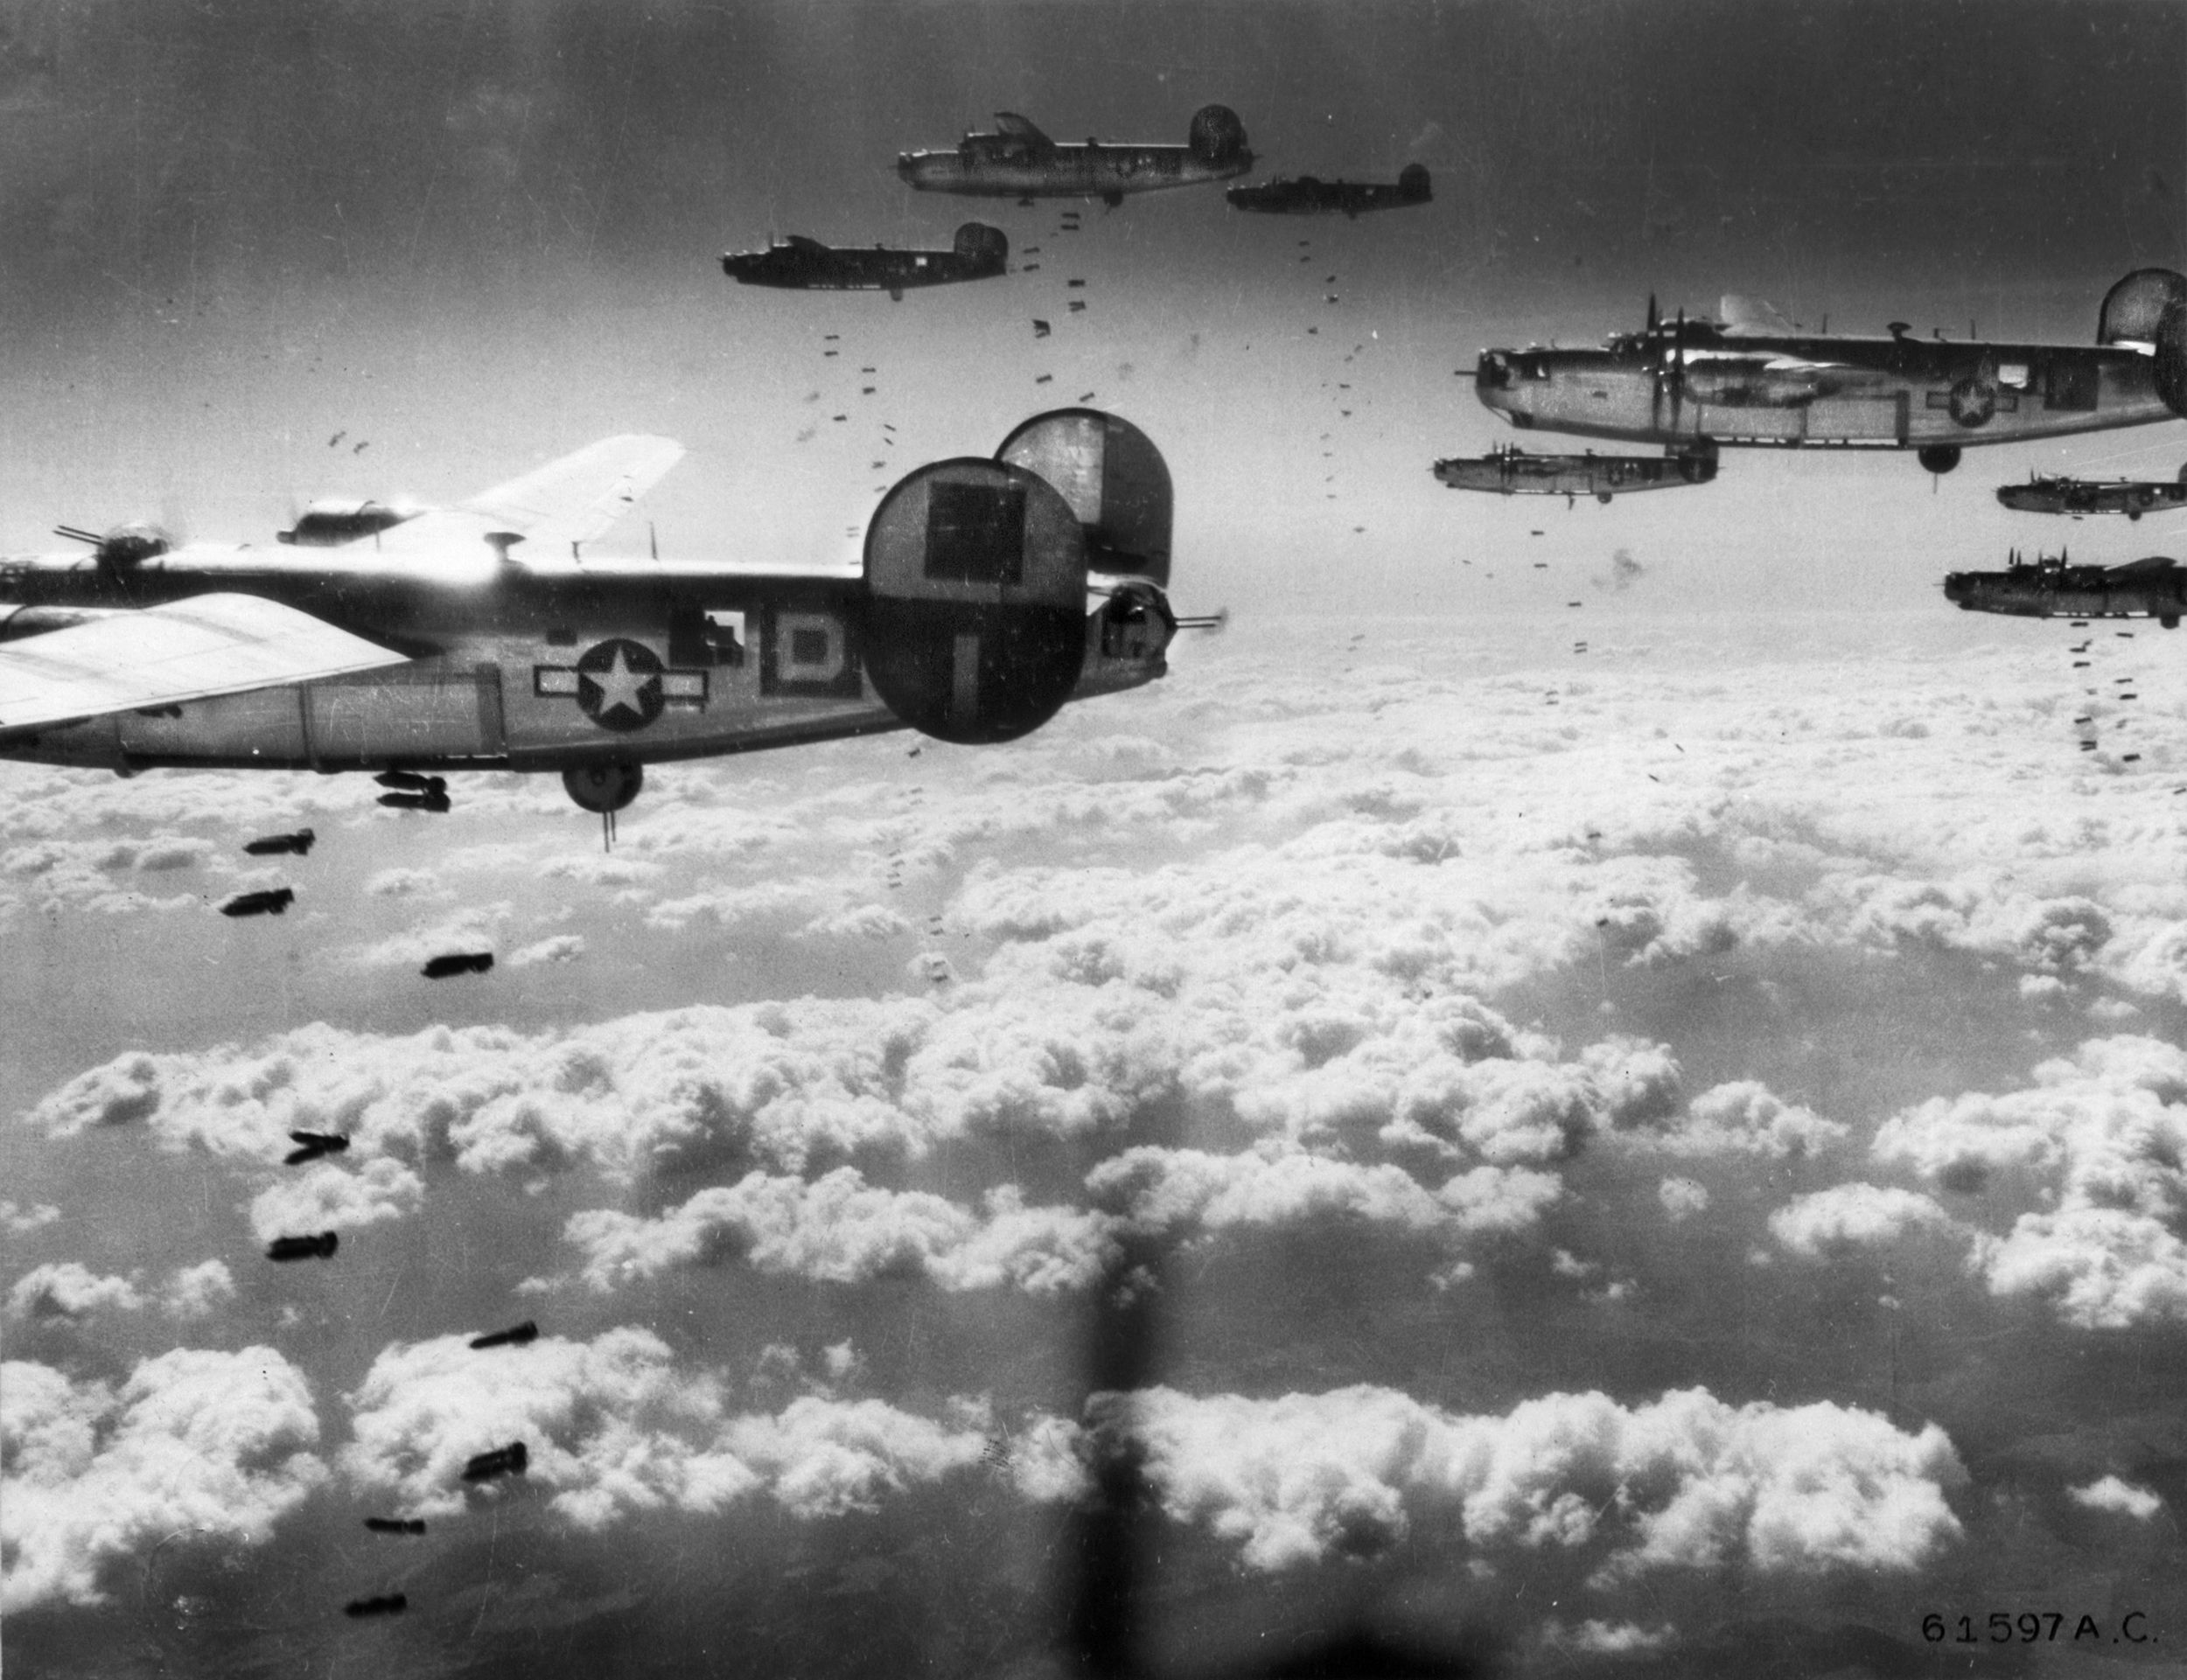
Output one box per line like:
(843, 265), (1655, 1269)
(1648, 302), (1687, 431)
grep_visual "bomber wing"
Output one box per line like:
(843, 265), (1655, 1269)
(371, 434), (685, 560)
(0, 593), (409, 736)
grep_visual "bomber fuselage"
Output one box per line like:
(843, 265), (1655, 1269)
(1432, 444), (1715, 501)
(722, 234), (1006, 299)
(1995, 472), (2187, 519)
(897, 138), (1248, 201)
(1477, 329), (2173, 452)
(1945, 554), (2187, 624)
(0, 544), (1169, 776)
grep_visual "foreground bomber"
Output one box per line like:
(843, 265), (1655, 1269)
(0, 412), (1183, 826)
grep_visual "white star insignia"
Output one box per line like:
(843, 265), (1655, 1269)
(587, 646), (654, 720)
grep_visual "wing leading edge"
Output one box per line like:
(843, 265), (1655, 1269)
(0, 594), (409, 735)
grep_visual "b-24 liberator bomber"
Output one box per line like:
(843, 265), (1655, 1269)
(1227, 164), (1430, 217)
(1945, 549), (2187, 627)
(897, 108), (1251, 206)
(722, 224), (1009, 301)
(1476, 270), (2187, 477)
(1995, 467), (2187, 521)
(0, 411), (1186, 834)
(1432, 442), (1716, 503)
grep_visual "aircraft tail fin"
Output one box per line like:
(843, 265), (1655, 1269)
(2156, 293), (2187, 418)
(2099, 268), (2187, 347)
(996, 409), (1172, 588)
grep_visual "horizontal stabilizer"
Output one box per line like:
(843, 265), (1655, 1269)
(0, 593), (408, 735)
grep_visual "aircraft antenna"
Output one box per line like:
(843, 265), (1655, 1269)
(650, 520), (659, 561)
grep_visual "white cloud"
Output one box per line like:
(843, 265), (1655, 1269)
(1085, 1146), (1562, 1243)
(1659, 1177), (1709, 1222)
(2, 1348), (326, 1612)
(248, 1158), (424, 1241)
(8, 1262), (144, 1321)
(508, 933), (585, 967)
(361, 867), (449, 900)
(1874, 1036), (2187, 1326)
(2068, 1475), (2163, 1519)
(0, 1201), (61, 1236)
(1624, 1080), (1848, 1160)
(1540, 1619), (1677, 1655)
(339, 1328), (983, 1528)
(1035, 1384), (1965, 1578)
(562, 1169), (1116, 1295)
(159, 1259), (237, 1321)
(1769, 1184), (1961, 1258)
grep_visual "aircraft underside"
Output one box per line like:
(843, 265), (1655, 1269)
(1, 600), (1166, 780)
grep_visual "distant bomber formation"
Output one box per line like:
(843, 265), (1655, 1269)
(1477, 269), (2187, 477)
(722, 225), (1009, 301)
(898, 108), (1252, 205)
(1433, 443), (1717, 503)
(1946, 551), (2187, 626)
(1996, 468), (2187, 520)
(1227, 164), (1431, 217)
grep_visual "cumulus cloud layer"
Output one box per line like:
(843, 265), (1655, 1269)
(2, 1348), (325, 1612)
(1768, 1184), (1960, 1258)
(562, 1171), (1118, 1295)
(339, 1328), (984, 1527)
(1017, 1384), (1965, 1579)
(1874, 1036), (2187, 1328)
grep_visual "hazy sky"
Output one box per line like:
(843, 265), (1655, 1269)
(7, 6), (2187, 1679)
(3, 0), (2184, 601)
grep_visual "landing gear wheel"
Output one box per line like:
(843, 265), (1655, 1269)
(562, 762), (642, 849)
(562, 762), (643, 812)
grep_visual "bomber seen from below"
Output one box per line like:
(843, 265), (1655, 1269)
(1226, 164), (1431, 217)
(896, 108), (1251, 206)
(0, 412), (1191, 835)
(721, 224), (1010, 301)
(1476, 269), (2187, 477)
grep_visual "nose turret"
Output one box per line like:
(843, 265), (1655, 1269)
(1475, 351), (1526, 425)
